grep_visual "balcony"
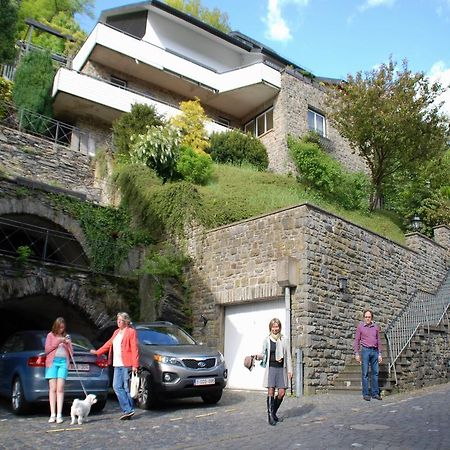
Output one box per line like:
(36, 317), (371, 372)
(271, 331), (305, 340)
(52, 68), (229, 134)
(65, 23), (281, 119)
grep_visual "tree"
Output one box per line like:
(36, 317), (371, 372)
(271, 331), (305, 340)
(165, 0), (230, 33)
(0, 0), (19, 64)
(16, 0), (93, 56)
(170, 98), (210, 155)
(12, 49), (55, 117)
(328, 58), (449, 210)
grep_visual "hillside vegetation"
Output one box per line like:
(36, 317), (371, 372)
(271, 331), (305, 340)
(114, 162), (406, 245)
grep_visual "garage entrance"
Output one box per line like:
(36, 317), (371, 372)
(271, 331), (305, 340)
(224, 298), (285, 390)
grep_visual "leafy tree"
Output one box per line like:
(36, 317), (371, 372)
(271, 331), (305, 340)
(385, 149), (450, 232)
(328, 57), (449, 211)
(16, 0), (93, 56)
(0, 0), (19, 64)
(0, 78), (13, 118)
(170, 98), (210, 155)
(112, 103), (164, 160)
(12, 49), (55, 117)
(165, 0), (230, 33)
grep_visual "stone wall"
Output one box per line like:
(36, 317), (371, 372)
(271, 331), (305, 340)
(0, 126), (101, 202)
(394, 321), (449, 391)
(186, 203), (449, 394)
(261, 70), (368, 175)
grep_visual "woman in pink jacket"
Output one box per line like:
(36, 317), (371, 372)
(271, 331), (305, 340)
(91, 312), (139, 420)
(44, 317), (73, 424)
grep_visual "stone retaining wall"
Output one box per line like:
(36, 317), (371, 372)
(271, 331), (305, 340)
(186, 203), (449, 394)
(0, 126), (101, 202)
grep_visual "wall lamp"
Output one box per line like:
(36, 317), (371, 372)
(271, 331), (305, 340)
(338, 276), (348, 293)
(411, 215), (422, 231)
(200, 314), (208, 327)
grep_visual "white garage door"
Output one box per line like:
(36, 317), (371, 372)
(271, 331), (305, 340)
(224, 299), (285, 390)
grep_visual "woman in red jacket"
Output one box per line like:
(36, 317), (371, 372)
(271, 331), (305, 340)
(91, 312), (139, 420)
(45, 317), (73, 424)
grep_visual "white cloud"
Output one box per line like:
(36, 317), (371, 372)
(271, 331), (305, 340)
(428, 61), (450, 118)
(264, 0), (309, 42)
(358, 0), (396, 13)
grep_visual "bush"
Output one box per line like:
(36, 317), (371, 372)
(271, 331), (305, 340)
(209, 130), (269, 170)
(0, 77), (13, 118)
(130, 124), (181, 182)
(176, 146), (213, 185)
(170, 98), (210, 154)
(288, 134), (369, 211)
(112, 103), (164, 159)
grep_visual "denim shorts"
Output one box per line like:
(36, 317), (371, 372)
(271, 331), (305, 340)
(45, 357), (68, 380)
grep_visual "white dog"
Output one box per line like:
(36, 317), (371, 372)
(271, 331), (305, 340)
(70, 394), (97, 425)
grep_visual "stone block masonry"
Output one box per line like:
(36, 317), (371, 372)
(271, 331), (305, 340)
(0, 126), (101, 202)
(186, 203), (449, 394)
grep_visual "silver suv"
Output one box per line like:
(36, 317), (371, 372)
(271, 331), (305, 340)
(96, 322), (227, 409)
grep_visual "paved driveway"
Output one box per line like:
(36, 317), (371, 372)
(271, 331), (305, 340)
(0, 383), (449, 449)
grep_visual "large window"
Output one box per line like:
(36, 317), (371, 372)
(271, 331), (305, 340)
(308, 108), (326, 137)
(244, 108), (273, 137)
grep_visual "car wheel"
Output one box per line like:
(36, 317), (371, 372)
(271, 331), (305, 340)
(136, 372), (159, 410)
(11, 377), (29, 415)
(91, 398), (107, 413)
(201, 389), (223, 405)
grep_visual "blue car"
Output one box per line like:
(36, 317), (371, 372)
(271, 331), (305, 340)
(0, 330), (110, 414)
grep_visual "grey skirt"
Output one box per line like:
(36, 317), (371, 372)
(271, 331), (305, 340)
(266, 366), (287, 388)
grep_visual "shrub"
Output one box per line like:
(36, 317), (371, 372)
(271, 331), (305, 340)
(170, 98), (210, 154)
(209, 130), (269, 170)
(112, 103), (164, 159)
(130, 124), (181, 182)
(176, 146), (213, 185)
(288, 134), (369, 211)
(0, 77), (13, 118)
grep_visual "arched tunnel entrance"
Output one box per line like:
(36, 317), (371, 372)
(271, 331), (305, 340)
(0, 293), (100, 347)
(0, 214), (89, 268)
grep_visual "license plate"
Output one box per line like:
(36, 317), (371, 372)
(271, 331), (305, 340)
(194, 378), (215, 386)
(69, 363), (89, 372)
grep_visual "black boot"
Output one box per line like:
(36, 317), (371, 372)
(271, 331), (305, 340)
(266, 396), (277, 426)
(273, 396), (284, 422)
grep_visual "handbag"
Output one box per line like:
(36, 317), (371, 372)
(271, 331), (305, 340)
(129, 372), (140, 399)
(243, 355), (255, 371)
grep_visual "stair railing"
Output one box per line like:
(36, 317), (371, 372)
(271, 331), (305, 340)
(385, 270), (450, 385)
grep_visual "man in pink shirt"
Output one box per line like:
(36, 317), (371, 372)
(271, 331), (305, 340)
(354, 309), (383, 401)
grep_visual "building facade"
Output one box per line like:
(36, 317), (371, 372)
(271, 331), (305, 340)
(51, 0), (363, 173)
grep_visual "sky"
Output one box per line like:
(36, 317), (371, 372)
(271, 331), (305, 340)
(77, 0), (450, 116)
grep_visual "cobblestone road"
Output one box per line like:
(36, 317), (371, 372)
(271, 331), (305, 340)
(0, 382), (449, 449)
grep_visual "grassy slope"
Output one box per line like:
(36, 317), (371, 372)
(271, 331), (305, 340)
(197, 164), (406, 245)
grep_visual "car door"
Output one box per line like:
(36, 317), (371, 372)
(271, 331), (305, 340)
(0, 334), (24, 394)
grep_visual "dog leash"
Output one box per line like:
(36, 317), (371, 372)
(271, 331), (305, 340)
(67, 347), (88, 398)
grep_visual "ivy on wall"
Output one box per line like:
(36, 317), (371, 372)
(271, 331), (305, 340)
(48, 193), (154, 273)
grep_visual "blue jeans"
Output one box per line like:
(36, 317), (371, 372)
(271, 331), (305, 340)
(113, 367), (134, 413)
(361, 347), (379, 397)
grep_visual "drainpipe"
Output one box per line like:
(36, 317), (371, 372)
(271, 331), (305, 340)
(277, 257), (300, 396)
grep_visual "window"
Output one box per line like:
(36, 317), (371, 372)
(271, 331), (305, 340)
(244, 108), (273, 137)
(110, 76), (127, 88)
(308, 108), (326, 137)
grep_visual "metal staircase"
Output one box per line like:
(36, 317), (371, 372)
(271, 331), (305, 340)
(385, 269), (450, 385)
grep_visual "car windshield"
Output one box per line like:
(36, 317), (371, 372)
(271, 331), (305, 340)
(136, 326), (196, 346)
